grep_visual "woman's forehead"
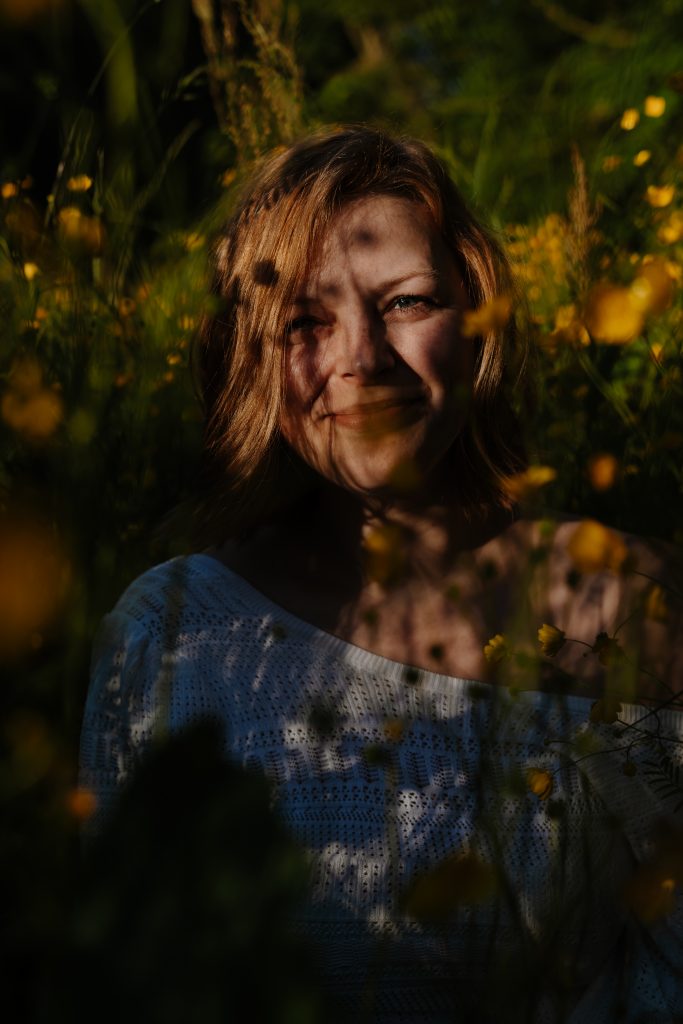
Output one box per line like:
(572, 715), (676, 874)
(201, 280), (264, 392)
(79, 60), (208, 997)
(298, 194), (456, 298)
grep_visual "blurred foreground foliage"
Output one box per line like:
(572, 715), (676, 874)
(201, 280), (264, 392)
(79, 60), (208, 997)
(0, 0), (682, 1019)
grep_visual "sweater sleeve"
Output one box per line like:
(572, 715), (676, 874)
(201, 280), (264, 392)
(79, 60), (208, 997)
(78, 610), (166, 842)
(569, 707), (683, 1020)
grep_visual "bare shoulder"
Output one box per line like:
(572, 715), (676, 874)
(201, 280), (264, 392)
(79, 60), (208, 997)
(521, 514), (683, 702)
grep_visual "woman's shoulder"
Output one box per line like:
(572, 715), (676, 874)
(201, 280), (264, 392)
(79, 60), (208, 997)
(519, 513), (683, 700)
(103, 552), (267, 634)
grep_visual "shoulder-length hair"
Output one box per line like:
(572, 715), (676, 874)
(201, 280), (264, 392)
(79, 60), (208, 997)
(190, 125), (529, 544)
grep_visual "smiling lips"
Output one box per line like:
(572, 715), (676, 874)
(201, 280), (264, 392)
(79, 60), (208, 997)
(325, 390), (427, 431)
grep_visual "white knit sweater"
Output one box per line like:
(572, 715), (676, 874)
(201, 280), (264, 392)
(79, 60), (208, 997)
(79, 554), (683, 1022)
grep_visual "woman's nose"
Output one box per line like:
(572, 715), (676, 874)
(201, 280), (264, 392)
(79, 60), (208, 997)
(334, 308), (395, 381)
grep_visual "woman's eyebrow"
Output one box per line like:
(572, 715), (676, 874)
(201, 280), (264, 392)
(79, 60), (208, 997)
(291, 269), (441, 306)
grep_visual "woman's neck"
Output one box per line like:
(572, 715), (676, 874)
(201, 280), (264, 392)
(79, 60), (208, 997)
(284, 482), (517, 589)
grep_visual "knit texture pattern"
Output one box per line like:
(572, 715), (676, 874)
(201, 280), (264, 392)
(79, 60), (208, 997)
(80, 554), (683, 1022)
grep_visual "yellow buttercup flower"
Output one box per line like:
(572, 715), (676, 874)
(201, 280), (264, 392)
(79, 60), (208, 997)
(483, 633), (508, 664)
(584, 283), (643, 343)
(567, 520), (630, 574)
(461, 295), (512, 338)
(537, 624), (566, 657)
(587, 453), (618, 491)
(633, 149), (651, 167)
(503, 465), (556, 501)
(620, 108), (640, 130)
(66, 175), (92, 192)
(527, 768), (553, 800)
(646, 185), (675, 208)
(644, 95), (666, 118)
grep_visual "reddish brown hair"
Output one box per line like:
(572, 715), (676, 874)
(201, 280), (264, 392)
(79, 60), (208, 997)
(192, 125), (529, 542)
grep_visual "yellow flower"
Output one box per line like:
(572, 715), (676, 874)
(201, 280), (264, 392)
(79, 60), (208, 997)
(584, 283), (643, 343)
(383, 718), (405, 743)
(461, 294), (512, 338)
(23, 262), (39, 281)
(624, 869), (678, 924)
(57, 207), (105, 253)
(66, 174), (92, 192)
(1, 182), (18, 199)
(592, 632), (623, 667)
(587, 453), (618, 491)
(537, 624), (566, 657)
(628, 259), (675, 315)
(401, 850), (497, 923)
(483, 633), (508, 664)
(644, 95), (666, 118)
(503, 465), (556, 501)
(646, 185), (675, 208)
(620, 108), (640, 130)
(567, 520), (630, 574)
(644, 584), (668, 623)
(633, 149), (651, 167)
(602, 155), (622, 173)
(66, 787), (98, 821)
(527, 768), (553, 800)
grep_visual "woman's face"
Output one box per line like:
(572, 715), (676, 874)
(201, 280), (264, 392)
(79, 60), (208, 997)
(280, 195), (475, 499)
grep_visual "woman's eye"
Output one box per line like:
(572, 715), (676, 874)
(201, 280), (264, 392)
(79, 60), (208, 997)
(286, 315), (320, 336)
(388, 294), (437, 313)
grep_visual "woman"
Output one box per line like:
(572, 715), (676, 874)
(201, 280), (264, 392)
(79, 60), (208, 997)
(80, 127), (683, 1021)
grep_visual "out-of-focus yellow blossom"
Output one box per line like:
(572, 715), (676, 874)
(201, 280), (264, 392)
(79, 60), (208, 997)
(602, 155), (622, 172)
(620, 108), (640, 130)
(651, 342), (664, 364)
(0, 519), (71, 657)
(644, 584), (668, 623)
(166, 353), (182, 366)
(461, 295), (511, 338)
(644, 96), (666, 118)
(658, 211), (683, 245)
(551, 305), (591, 346)
(362, 523), (406, 586)
(183, 232), (205, 251)
(503, 465), (556, 501)
(624, 868), (678, 924)
(537, 624), (566, 657)
(483, 633), (508, 664)
(646, 185), (675, 208)
(66, 175), (92, 192)
(587, 453), (619, 491)
(629, 259), (675, 314)
(584, 283), (643, 343)
(526, 768), (553, 800)
(66, 787), (98, 821)
(590, 696), (623, 724)
(1, 357), (64, 441)
(633, 150), (651, 167)
(567, 520), (630, 574)
(383, 718), (405, 743)
(401, 850), (497, 923)
(592, 632), (624, 667)
(0, 0), (64, 20)
(1, 182), (19, 198)
(117, 297), (136, 317)
(57, 207), (105, 253)
(23, 262), (39, 281)
(221, 168), (237, 187)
